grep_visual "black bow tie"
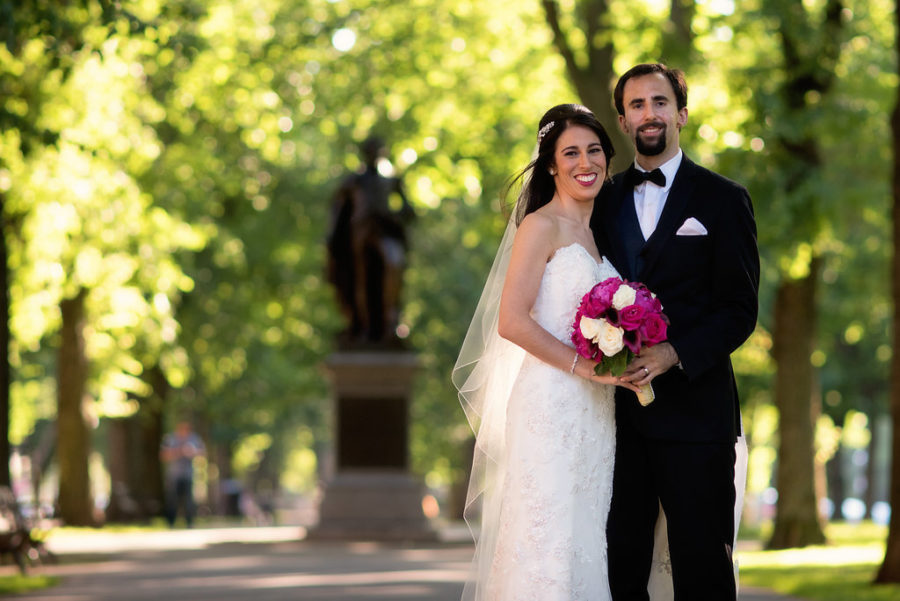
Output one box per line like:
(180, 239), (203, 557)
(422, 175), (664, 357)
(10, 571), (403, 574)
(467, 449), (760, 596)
(625, 166), (666, 188)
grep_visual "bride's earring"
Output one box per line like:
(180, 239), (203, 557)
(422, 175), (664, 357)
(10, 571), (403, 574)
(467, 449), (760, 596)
(549, 167), (557, 176)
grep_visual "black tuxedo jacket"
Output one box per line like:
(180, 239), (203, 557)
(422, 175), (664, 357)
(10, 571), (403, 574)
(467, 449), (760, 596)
(592, 156), (760, 443)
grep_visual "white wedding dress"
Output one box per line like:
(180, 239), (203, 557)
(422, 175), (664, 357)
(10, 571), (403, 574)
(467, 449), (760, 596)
(472, 242), (621, 600)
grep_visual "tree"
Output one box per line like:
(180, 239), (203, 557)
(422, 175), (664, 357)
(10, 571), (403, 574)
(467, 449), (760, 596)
(875, 0), (900, 583)
(746, 0), (844, 549)
(0, 0), (106, 514)
(715, 0), (896, 547)
(540, 0), (700, 173)
(3, 2), (204, 524)
(540, 0), (627, 169)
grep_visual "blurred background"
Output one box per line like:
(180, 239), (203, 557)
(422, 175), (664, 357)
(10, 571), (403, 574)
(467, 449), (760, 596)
(0, 0), (895, 561)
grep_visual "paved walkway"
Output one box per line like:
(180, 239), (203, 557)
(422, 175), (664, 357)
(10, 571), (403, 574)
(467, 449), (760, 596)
(1, 525), (806, 600)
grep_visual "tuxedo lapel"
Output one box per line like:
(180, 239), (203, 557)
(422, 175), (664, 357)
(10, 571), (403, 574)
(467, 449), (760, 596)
(638, 158), (698, 279)
(602, 176), (635, 280)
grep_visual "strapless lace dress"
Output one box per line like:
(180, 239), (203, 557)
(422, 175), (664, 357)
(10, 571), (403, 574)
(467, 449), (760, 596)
(482, 243), (621, 601)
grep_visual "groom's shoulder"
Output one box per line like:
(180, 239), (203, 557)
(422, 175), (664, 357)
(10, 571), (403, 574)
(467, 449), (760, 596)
(681, 156), (748, 197)
(599, 168), (631, 199)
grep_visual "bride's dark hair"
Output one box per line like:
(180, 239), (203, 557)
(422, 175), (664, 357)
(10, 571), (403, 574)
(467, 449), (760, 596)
(508, 103), (615, 226)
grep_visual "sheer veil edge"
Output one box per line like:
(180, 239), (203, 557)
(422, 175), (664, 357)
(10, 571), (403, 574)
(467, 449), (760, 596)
(451, 213), (525, 601)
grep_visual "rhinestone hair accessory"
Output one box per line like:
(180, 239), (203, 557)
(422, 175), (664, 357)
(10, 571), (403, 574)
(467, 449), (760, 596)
(537, 121), (555, 142)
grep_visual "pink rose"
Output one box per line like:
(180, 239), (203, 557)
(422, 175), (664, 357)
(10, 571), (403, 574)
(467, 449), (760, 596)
(618, 304), (647, 331)
(572, 327), (598, 359)
(640, 313), (668, 346)
(571, 310), (595, 359)
(632, 287), (662, 314)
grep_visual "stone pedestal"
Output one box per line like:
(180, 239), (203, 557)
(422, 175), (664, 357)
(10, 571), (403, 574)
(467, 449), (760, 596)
(309, 351), (436, 541)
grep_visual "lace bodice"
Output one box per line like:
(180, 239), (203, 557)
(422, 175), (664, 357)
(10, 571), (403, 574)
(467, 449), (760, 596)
(532, 243), (621, 345)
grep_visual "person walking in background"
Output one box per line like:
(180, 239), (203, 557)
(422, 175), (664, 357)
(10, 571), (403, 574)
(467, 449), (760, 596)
(160, 419), (205, 528)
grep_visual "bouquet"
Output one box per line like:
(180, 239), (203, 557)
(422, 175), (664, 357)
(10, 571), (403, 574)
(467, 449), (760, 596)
(571, 277), (669, 406)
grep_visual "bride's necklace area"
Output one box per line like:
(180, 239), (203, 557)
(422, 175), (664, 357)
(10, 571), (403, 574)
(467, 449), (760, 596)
(547, 199), (602, 262)
(549, 195), (593, 230)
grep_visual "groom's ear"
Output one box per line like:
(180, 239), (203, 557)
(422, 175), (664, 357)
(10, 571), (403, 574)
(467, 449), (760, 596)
(677, 107), (688, 130)
(617, 114), (628, 135)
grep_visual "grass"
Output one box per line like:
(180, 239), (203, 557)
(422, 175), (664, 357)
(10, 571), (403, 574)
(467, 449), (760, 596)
(737, 522), (900, 601)
(0, 573), (59, 595)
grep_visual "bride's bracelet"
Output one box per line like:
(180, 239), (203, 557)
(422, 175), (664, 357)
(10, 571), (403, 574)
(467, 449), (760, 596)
(569, 352), (579, 375)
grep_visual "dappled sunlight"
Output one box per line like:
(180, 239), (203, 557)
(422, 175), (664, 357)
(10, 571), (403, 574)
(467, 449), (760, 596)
(738, 542), (886, 568)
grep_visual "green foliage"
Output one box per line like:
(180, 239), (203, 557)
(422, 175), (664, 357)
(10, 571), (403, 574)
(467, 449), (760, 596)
(3, 4), (205, 441)
(698, 0), (894, 422)
(1, 0), (896, 519)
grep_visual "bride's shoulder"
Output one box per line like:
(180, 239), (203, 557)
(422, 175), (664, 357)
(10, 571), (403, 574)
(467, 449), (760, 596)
(512, 212), (559, 261)
(518, 210), (558, 238)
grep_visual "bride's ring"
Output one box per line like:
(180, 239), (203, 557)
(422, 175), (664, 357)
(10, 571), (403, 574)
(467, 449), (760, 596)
(642, 367), (650, 376)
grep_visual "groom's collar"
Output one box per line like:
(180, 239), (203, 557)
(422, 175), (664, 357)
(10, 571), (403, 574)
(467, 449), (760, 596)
(633, 149), (683, 192)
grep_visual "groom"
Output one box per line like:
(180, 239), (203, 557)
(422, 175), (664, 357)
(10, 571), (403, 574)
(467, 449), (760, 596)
(593, 63), (760, 600)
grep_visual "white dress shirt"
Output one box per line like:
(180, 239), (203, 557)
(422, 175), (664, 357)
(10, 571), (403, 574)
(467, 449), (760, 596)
(633, 149), (683, 240)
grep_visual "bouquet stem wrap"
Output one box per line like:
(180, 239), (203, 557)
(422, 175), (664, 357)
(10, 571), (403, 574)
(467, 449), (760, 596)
(637, 383), (655, 406)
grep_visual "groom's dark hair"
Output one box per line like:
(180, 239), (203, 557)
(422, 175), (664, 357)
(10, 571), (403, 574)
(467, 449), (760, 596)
(613, 63), (688, 116)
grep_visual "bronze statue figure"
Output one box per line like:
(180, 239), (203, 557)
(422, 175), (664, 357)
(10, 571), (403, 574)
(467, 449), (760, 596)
(326, 136), (415, 346)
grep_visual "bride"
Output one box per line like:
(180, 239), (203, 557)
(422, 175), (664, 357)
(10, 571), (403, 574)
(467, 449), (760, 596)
(453, 104), (651, 600)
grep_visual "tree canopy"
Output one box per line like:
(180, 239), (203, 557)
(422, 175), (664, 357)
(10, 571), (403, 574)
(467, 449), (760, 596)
(0, 0), (897, 566)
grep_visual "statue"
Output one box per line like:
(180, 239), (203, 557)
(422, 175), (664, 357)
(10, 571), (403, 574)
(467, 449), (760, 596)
(326, 136), (415, 346)
(317, 138), (432, 542)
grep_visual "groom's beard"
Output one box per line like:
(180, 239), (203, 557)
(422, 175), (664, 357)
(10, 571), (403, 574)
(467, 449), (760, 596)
(635, 122), (667, 156)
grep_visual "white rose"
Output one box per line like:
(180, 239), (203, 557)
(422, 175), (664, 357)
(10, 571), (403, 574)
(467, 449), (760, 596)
(611, 285), (636, 310)
(595, 320), (625, 357)
(579, 317), (604, 342)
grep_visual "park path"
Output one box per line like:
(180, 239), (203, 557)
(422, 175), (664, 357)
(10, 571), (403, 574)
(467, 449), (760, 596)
(1, 525), (807, 600)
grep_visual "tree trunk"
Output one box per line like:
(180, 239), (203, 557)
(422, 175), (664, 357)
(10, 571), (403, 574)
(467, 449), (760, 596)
(140, 365), (168, 518)
(541, 0), (699, 171)
(56, 288), (95, 526)
(105, 417), (139, 522)
(825, 443), (845, 521)
(212, 441), (235, 517)
(864, 413), (878, 519)
(0, 194), (9, 487)
(764, 0), (844, 550)
(768, 263), (827, 549)
(661, 0), (695, 67)
(540, 0), (632, 172)
(875, 2), (900, 578)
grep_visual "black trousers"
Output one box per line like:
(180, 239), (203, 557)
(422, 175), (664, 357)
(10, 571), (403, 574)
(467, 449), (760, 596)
(165, 476), (196, 527)
(607, 418), (737, 601)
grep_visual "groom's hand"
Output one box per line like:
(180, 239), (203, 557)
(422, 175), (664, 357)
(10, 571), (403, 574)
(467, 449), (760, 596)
(625, 343), (680, 385)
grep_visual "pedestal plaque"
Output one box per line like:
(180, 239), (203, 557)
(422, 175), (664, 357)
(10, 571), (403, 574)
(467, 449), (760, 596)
(309, 351), (436, 541)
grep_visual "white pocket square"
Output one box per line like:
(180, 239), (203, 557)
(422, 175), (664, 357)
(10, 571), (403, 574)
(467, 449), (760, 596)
(676, 217), (708, 236)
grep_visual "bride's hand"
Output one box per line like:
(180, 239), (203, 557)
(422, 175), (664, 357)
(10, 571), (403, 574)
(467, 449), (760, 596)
(589, 371), (642, 394)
